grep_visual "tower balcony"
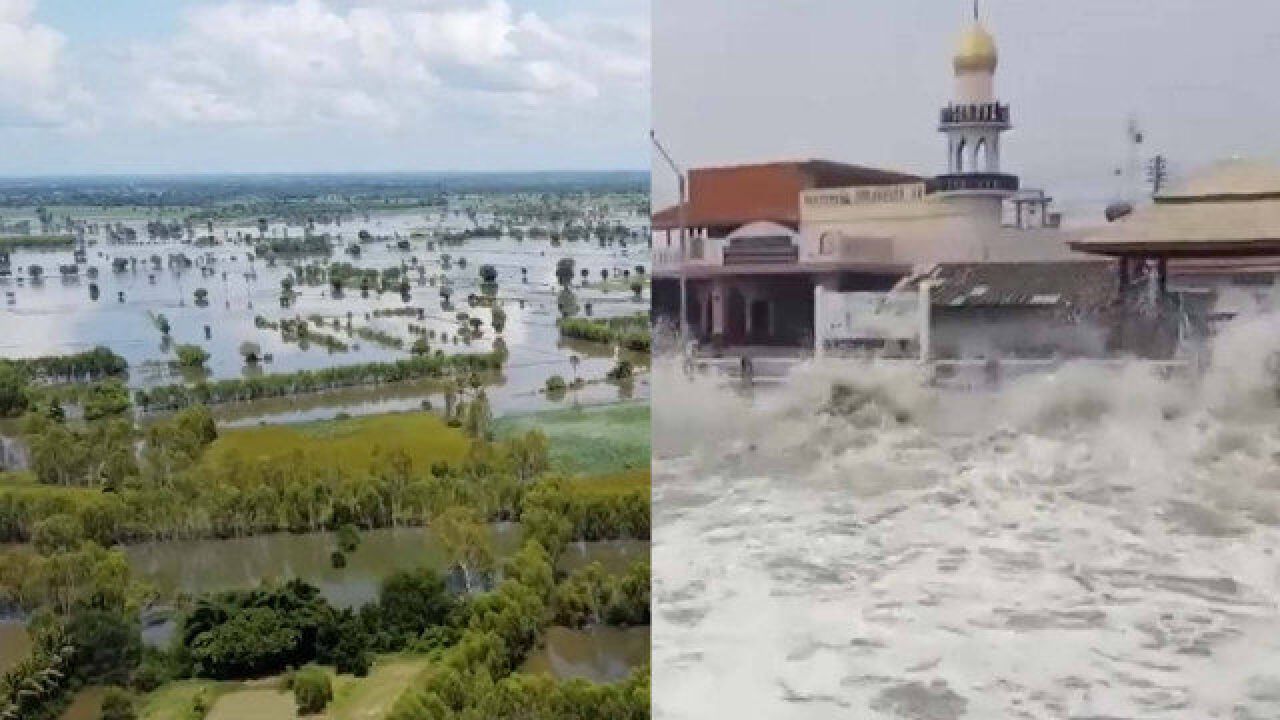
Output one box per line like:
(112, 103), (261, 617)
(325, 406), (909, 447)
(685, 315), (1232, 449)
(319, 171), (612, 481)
(939, 102), (1010, 128)
(931, 173), (1020, 194)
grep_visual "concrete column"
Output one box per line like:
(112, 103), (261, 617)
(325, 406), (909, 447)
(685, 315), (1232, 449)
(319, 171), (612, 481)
(767, 301), (777, 338)
(743, 290), (756, 338)
(814, 283), (826, 359)
(814, 275), (838, 359)
(711, 279), (727, 348)
(918, 280), (933, 363)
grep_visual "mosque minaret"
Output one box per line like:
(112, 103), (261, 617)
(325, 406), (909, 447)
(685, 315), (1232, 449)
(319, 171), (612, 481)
(938, 2), (1018, 203)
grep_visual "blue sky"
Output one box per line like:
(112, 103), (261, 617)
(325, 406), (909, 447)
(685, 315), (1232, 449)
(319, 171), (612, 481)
(1, 0), (649, 174)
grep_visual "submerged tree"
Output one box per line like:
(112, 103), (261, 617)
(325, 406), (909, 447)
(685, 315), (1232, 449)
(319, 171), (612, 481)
(432, 506), (494, 593)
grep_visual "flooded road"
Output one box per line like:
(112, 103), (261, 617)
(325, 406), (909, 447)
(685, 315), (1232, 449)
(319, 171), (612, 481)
(653, 316), (1280, 719)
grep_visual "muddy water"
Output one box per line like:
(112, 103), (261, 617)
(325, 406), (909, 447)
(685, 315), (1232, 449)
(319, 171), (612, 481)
(522, 626), (650, 683)
(125, 524), (646, 608)
(653, 315), (1280, 720)
(0, 622), (31, 674)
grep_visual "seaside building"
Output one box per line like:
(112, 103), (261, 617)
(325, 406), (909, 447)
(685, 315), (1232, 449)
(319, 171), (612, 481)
(1072, 158), (1280, 325)
(653, 7), (1099, 355)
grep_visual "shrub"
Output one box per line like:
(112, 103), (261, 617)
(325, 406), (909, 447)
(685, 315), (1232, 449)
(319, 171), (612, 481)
(293, 667), (333, 714)
(174, 344), (210, 369)
(99, 687), (137, 720)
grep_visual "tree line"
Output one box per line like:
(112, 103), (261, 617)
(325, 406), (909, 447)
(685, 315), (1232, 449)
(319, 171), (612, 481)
(134, 350), (502, 411)
(558, 316), (651, 354)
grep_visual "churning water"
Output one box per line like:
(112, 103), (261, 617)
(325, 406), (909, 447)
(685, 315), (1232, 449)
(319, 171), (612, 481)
(653, 315), (1280, 719)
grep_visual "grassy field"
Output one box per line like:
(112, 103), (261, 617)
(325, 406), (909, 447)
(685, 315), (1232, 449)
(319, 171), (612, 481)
(203, 411), (471, 474)
(138, 656), (431, 720)
(325, 656), (431, 720)
(492, 402), (649, 476)
(206, 686), (295, 720)
(140, 680), (233, 720)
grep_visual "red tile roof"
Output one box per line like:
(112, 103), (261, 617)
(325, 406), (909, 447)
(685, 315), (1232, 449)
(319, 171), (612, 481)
(652, 160), (921, 231)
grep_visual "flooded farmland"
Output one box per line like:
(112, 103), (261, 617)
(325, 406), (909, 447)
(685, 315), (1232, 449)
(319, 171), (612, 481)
(1, 202), (649, 421)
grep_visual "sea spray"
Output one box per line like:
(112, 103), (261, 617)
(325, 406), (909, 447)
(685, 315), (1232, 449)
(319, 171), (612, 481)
(654, 316), (1280, 719)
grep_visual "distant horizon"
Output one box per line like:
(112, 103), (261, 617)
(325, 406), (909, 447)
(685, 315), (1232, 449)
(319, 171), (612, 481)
(0, 0), (649, 174)
(0, 169), (649, 180)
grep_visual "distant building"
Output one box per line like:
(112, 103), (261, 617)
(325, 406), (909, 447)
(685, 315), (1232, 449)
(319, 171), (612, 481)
(1073, 158), (1280, 326)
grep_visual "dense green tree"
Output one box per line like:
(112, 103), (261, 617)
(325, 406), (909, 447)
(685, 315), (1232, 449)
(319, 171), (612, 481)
(0, 360), (29, 417)
(368, 569), (455, 649)
(433, 506), (494, 593)
(67, 608), (142, 685)
(31, 514), (84, 555)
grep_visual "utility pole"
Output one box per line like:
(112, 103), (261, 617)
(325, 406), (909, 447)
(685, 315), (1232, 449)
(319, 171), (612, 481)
(1146, 154), (1169, 196)
(650, 130), (689, 348)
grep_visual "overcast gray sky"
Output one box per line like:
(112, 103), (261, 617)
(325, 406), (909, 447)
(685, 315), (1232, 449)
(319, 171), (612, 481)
(652, 0), (1280, 222)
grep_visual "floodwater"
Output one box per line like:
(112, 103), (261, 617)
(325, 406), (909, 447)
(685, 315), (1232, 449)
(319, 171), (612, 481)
(653, 314), (1280, 719)
(126, 524), (647, 608)
(0, 208), (649, 415)
(0, 621), (31, 674)
(1, 527), (647, 663)
(522, 625), (650, 683)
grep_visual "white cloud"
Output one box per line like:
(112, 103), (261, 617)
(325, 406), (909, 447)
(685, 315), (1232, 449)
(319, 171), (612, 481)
(0, 0), (88, 127)
(120, 0), (648, 132)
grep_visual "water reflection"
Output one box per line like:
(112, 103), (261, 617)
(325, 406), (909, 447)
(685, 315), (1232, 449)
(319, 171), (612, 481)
(521, 626), (650, 683)
(1, 212), (649, 418)
(125, 524), (646, 608)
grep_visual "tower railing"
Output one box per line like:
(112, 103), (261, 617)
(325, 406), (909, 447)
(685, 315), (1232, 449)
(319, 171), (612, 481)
(940, 102), (1010, 126)
(931, 173), (1020, 193)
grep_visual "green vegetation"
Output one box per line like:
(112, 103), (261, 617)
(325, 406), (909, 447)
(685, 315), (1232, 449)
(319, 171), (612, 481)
(135, 351), (502, 411)
(254, 236), (332, 257)
(494, 403), (650, 476)
(292, 667), (332, 714)
(558, 315), (650, 353)
(173, 345), (210, 370)
(552, 560), (650, 628)
(100, 687), (139, 720)
(0, 234), (75, 250)
(203, 411), (470, 481)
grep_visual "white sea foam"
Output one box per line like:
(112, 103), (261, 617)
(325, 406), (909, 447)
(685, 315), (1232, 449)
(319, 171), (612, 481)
(653, 316), (1280, 719)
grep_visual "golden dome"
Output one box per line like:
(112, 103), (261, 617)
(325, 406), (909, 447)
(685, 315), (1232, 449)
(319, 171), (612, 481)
(954, 23), (998, 74)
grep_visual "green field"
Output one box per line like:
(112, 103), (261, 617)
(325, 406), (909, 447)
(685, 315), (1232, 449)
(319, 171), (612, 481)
(493, 402), (649, 476)
(140, 680), (233, 720)
(203, 411), (471, 474)
(138, 656), (431, 720)
(0, 234), (75, 250)
(325, 656), (432, 720)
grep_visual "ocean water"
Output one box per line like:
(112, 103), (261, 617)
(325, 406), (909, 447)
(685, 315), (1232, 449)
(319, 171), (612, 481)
(653, 315), (1280, 719)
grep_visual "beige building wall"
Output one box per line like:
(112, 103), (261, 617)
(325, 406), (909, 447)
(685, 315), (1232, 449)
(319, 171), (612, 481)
(800, 185), (1092, 265)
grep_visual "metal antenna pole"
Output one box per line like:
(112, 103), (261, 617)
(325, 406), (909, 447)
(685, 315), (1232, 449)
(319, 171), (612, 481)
(650, 130), (689, 348)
